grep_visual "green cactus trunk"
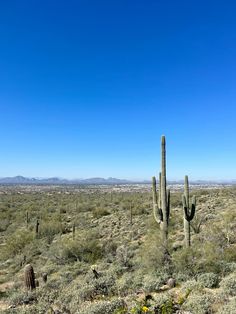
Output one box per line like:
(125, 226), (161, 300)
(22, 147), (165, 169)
(161, 136), (168, 245)
(72, 222), (75, 240)
(182, 175), (196, 247)
(130, 201), (133, 226)
(26, 211), (29, 229)
(35, 219), (39, 238)
(152, 136), (170, 247)
(24, 264), (36, 291)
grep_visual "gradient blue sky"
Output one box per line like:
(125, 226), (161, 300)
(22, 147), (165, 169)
(0, 0), (236, 180)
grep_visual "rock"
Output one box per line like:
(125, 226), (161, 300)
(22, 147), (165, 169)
(167, 278), (176, 288)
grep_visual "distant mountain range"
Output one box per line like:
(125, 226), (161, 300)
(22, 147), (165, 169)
(0, 176), (235, 185)
(0, 176), (134, 185)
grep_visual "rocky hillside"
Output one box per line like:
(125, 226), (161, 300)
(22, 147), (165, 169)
(0, 185), (235, 313)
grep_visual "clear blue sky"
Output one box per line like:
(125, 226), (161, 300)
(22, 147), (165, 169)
(0, 0), (236, 180)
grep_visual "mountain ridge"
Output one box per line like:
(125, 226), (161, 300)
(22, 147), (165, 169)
(0, 176), (235, 185)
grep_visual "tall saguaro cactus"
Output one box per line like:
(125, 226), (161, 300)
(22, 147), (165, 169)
(182, 175), (196, 247)
(152, 136), (170, 246)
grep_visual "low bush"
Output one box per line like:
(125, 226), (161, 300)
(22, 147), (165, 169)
(182, 293), (215, 314)
(220, 273), (236, 296)
(197, 272), (219, 288)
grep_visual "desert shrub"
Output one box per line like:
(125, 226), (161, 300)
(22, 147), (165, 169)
(182, 293), (215, 314)
(1, 229), (34, 259)
(129, 302), (155, 314)
(77, 283), (98, 301)
(102, 240), (118, 261)
(3, 306), (49, 314)
(0, 217), (10, 232)
(93, 207), (110, 218)
(94, 273), (116, 296)
(197, 272), (219, 288)
(138, 225), (170, 273)
(172, 239), (227, 275)
(222, 262), (236, 274)
(224, 244), (236, 263)
(142, 275), (164, 293)
(172, 247), (201, 276)
(47, 232), (102, 264)
(179, 279), (202, 295)
(152, 293), (174, 314)
(78, 298), (125, 314)
(78, 203), (96, 212)
(71, 269), (118, 302)
(39, 220), (64, 243)
(173, 272), (191, 283)
(116, 272), (134, 296)
(8, 290), (37, 307)
(116, 245), (131, 267)
(170, 193), (182, 207)
(216, 296), (236, 314)
(220, 273), (236, 296)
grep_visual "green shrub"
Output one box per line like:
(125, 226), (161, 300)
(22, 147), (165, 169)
(216, 296), (236, 314)
(182, 293), (215, 314)
(152, 293), (174, 314)
(78, 298), (125, 314)
(197, 272), (219, 288)
(220, 273), (236, 296)
(47, 232), (102, 264)
(8, 290), (37, 307)
(93, 207), (110, 218)
(179, 279), (202, 295)
(2, 229), (34, 259)
(116, 273), (134, 296)
(142, 275), (163, 293)
(39, 220), (64, 243)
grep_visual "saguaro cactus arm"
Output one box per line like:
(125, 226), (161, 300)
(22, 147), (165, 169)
(152, 176), (163, 223)
(152, 176), (158, 205)
(167, 188), (170, 223)
(183, 194), (196, 221)
(183, 176), (196, 247)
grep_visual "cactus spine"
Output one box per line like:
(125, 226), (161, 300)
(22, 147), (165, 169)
(152, 136), (170, 246)
(182, 175), (196, 247)
(24, 264), (36, 291)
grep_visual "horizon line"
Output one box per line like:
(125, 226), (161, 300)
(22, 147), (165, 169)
(1, 175), (236, 183)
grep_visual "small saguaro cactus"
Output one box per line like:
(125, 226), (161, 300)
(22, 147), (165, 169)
(182, 175), (196, 247)
(129, 201), (133, 226)
(152, 136), (171, 246)
(35, 219), (39, 237)
(24, 264), (36, 291)
(72, 222), (76, 240)
(26, 211), (29, 228)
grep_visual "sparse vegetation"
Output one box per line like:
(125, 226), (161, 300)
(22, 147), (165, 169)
(0, 183), (235, 313)
(0, 139), (235, 313)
